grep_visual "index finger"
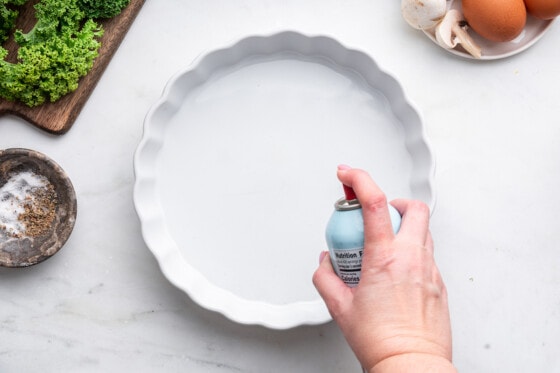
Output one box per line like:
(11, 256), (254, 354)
(336, 167), (395, 244)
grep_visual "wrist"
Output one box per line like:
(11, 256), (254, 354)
(368, 353), (457, 373)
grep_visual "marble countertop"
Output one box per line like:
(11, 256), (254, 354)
(1, 1), (559, 372)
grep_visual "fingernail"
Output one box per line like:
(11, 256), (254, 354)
(337, 164), (351, 171)
(319, 251), (329, 263)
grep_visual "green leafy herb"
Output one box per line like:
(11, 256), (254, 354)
(77, 0), (130, 19)
(0, 0), (129, 107)
(0, 0), (27, 43)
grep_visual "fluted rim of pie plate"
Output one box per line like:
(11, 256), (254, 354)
(133, 31), (436, 329)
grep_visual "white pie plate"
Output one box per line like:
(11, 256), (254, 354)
(423, 0), (555, 60)
(133, 31), (435, 329)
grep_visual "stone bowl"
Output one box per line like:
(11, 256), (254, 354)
(0, 148), (77, 267)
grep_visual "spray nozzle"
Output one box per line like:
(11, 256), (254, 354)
(343, 184), (357, 201)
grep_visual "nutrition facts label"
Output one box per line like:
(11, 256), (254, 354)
(332, 247), (363, 287)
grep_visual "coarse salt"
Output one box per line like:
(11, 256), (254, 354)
(0, 171), (49, 237)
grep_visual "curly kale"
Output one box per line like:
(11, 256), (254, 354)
(77, 0), (130, 19)
(14, 0), (86, 45)
(0, 0), (27, 43)
(0, 0), (104, 107)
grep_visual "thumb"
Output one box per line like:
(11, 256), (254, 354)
(313, 251), (353, 316)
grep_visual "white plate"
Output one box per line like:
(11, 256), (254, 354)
(133, 31), (435, 329)
(423, 0), (555, 60)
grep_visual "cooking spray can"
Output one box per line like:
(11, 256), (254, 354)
(325, 184), (401, 287)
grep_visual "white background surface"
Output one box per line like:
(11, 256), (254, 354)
(1, 1), (559, 372)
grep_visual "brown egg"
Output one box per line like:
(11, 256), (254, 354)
(524, 0), (560, 19)
(462, 0), (527, 42)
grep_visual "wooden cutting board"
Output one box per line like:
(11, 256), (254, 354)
(0, 0), (145, 135)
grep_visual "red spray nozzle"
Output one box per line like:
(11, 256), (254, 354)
(343, 184), (357, 201)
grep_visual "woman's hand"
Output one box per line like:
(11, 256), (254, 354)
(313, 166), (456, 372)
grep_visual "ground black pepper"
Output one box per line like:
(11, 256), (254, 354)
(18, 183), (57, 237)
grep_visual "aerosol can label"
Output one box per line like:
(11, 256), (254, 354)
(332, 247), (364, 287)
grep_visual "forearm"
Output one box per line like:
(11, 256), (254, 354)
(369, 353), (458, 373)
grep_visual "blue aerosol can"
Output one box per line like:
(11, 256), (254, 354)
(325, 184), (401, 287)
